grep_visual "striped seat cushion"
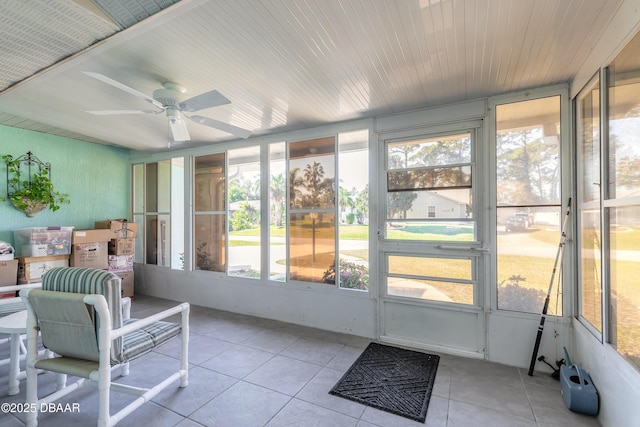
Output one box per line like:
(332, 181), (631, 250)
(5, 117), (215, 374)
(0, 299), (25, 318)
(122, 318), (181, 361)
(41, 267), (124, 364)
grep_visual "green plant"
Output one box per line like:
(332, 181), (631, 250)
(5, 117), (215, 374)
(322, 258), (369, 290)
(498, 275), (546, 313)
(346, 213), (355, 225)
(195, 242), (218, 271)
(1, 154), (70, 217)
(230, 201), (259, 231)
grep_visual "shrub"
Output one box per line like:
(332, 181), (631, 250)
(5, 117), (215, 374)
(196, 243), (217, 271)
(230, 201), (259, 231)
(322, 259), (369, 290)
(346, 213), (355, 224)
(498, 275), (546, 313)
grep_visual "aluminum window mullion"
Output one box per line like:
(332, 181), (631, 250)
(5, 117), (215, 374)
(600, 66), (612, 345)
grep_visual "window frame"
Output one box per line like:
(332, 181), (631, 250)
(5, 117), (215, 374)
(156, 122), (374, 293)
(382, 128), (478, 243)
(488, 85), (571, 316)
(576, 71), (604, 339)
(603, 48), (640, 368)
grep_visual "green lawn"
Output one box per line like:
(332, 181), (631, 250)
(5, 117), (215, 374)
(229, 225), (369, 240)
(230, 223), (640, 254)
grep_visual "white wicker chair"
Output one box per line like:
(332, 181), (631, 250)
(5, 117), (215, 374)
(20, 267), (189, 427)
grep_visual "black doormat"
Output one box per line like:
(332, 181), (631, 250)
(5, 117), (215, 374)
(329, 342), (439, 423)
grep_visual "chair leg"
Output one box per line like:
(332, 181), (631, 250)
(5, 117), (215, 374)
(8, 332), (20, 395)
(120, 361), (130, 377)
(97, 366), (111, 427)
(56, 373), (67, 391)
(19, 333), (27, 355)
(180, 306), (190, 387)
(25, 322), (39, 427)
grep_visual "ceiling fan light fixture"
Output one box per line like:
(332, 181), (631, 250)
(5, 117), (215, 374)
(153, 84), (185, 107)
(167, 108), (190, 141)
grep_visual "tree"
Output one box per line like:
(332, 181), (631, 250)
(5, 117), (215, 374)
(354, 185), (369, 224)
(387, 145), (418, 218)
(289, 167), (304, 209)
(496, 128), (560, 205)
(615, 155), (640, 190)
(339, 186), (355, 221)
(270, 173), (286, 227)
(303, 161), (325, 209)
(230, 201), (259, 231)
(228, 175), (261, 203)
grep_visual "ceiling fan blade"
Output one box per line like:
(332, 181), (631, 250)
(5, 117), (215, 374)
(180, 89), (230, 112)
(87, 109), (160, 115)
(189, 115), (251, 139)
(82, 71), (165, 110)
(169, 117), (191, 141)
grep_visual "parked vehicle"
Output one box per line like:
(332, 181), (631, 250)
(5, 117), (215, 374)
(505, 215), (528, 232)
(515, 211), (534, 227)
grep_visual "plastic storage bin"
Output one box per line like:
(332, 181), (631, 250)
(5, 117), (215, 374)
(14, 227), (74, 257)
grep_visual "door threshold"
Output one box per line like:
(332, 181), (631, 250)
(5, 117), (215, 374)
(380, 335), (485, 360)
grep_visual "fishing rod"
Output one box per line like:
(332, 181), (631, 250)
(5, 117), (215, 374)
(528, 198), (572, 376)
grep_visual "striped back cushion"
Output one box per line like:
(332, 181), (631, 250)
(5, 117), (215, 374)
(41, 267), (124, 363)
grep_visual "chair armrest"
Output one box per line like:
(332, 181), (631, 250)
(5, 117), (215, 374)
(110, 302), (190, 340)
(121, 297), (131, 320)
(0, 283), (41, 294)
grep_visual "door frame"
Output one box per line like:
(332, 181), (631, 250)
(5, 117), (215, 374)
(375, 120), (489, 359)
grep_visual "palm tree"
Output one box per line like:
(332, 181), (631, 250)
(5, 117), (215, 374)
(339, 186), (355, 222)
(289, 167), (303, 209)
(354, 185), (369, 224)
(303, 161), (325, 209)
(270, 173), (285, 226)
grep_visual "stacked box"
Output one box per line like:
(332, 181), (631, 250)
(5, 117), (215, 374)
(96, 219), (137, 298)
(108, 238), (135, 255)
(108, 254), (134, 271)
(18, 255), (69, 284)
(94, 219), (138, 239)
(0, 259), (19, 298)
(14, 227), (74, 257)
(113, 270), (134, 298)
(70, 229), (112, 270)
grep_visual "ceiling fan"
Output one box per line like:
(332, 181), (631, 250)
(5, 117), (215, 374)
(83, 71), (251, 142)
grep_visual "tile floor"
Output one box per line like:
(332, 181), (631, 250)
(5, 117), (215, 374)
(0, 295), (602, 426)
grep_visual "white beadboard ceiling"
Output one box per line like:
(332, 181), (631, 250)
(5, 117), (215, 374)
(0, 0), (624, 151)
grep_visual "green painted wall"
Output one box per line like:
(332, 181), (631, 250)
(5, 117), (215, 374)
(0, 125), (130, 248)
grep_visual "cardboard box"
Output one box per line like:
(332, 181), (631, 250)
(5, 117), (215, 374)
(108, 254), (134, 271)
(95, 220), (138, 239)
(72, 229), (112, 244)
(18, 255), (69, 284)
(0, 259), (19, 286)
(112, 270), (134, 298)
(0, 260), (19, 298)
(71, 242), (109, 270)
(108, 238), (135, 255)
(14, 227), (74, 257)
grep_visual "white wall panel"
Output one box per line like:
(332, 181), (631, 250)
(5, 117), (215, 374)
(135, 264), (377, 338)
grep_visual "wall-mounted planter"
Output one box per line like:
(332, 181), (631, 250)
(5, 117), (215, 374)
(10, 196), (47, 218)
(1, 151), (70, 217)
